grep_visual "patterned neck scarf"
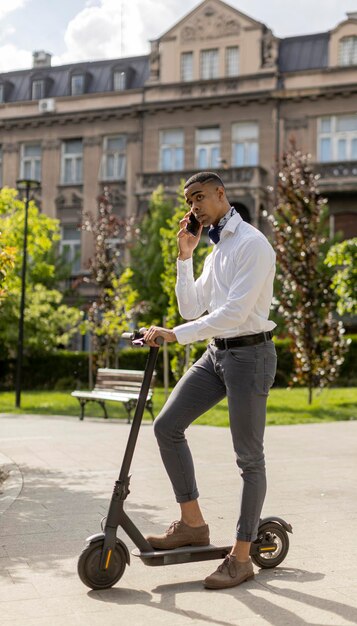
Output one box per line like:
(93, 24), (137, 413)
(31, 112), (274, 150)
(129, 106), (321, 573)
(208, 206), (236, 244)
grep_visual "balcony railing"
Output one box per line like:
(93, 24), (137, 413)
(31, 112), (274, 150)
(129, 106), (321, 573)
(316, 161), (357, 179)
(139, 166), (268, 191)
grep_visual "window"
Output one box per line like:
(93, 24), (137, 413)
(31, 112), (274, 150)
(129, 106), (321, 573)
(200, 49), (219, 80)
(113, 71), (126, 91)
(318, 115), (357, 162)
(32, 79), (44, 100)
(0, 84), (4, 103)
(61, 139), (83, 184)
(195, 127), (221, 169)
(20, 144), (42, 181)
(60, 225), (81, 274)
(339, 37), (357, 66)
(160, 129), (184, 171)
(226, 47), (239, 77)
(181, 52), (193, 82)
(71, 74), (85, 96)
(101, 135), (126, 180)
(232, 122), (259, 166)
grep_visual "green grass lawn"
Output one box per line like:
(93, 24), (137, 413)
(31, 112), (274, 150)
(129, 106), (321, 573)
(0, 387), (356, 426)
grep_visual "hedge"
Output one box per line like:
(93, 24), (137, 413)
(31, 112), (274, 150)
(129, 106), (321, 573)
(0, 335), (356, 391)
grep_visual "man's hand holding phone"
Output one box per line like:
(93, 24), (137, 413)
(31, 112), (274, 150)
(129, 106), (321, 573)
(177, 211), (203, 261)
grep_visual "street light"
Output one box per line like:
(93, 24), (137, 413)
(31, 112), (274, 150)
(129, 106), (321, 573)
(15, 178), (41, 408)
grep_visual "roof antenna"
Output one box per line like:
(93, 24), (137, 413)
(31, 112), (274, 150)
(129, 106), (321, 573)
(120, 0), (124, 57)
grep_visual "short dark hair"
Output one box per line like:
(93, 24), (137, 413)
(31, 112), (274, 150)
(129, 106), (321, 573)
(184, 171), (225, 190)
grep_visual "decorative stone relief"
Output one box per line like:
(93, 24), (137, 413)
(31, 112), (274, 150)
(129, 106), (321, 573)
(42, 139), (61, 150)
(180, 6), (240, 42)
(148, 40), (160, 82)
(83, 136), (102, 147)
(261, 28), (278, 68)
(2, 142), (19, 153)
(284, 118), (308, 130)
(55, 189), (83, 211)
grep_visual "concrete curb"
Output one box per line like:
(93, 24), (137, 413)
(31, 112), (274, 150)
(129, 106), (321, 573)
(0, 452), (23, 516)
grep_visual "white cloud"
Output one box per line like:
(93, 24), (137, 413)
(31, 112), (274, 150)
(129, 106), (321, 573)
(0, 43), (31, 71)
(0, 0), (28, 20)
(52, 0), (183, 65)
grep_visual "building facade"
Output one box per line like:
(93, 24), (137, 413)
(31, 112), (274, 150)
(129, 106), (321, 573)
(1, 0), (357, 279)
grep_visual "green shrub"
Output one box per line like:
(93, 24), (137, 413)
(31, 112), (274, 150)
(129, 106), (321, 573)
(0, 335), (356, 390)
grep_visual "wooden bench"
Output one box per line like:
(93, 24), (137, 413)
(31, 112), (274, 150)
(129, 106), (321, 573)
(71, 368), (156, 423)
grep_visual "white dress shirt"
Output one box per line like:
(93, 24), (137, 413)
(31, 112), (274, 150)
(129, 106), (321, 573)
(173, 212), (277, 345)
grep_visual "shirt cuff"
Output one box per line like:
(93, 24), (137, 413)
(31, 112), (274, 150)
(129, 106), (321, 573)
(177, 257), (193, 277)
(174, 321), (200, 345)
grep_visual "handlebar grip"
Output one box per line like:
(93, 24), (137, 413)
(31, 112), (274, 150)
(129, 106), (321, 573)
(121, 331), (164, 347)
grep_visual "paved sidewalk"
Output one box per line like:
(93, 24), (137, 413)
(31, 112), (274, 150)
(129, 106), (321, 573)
(0, 413), (357, 626)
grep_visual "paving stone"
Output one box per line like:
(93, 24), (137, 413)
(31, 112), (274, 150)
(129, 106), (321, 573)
(0, 415), (356, 625)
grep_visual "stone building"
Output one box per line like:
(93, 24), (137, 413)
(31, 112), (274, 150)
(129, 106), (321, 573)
(0, 0), (356, 279)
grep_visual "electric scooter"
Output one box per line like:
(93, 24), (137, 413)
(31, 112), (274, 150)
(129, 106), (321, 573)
(77, 331), (292, 590)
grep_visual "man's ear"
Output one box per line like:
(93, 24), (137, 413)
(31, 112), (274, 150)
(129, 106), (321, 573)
(217, 185), (225, 201)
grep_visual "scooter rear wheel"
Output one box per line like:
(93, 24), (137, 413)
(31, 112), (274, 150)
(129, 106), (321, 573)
(251, 522), (289, 569)
(78, 539), (127, 590)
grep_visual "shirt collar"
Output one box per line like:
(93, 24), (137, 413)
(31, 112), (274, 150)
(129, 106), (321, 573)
(220, 210), (242, 239)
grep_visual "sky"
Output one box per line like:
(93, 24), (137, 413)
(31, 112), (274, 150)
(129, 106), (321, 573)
(0, 0), (357, 72)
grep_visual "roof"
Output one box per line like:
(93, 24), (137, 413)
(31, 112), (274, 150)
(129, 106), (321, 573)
(278, 32), (330, 73)
(0, 56), (150, 103)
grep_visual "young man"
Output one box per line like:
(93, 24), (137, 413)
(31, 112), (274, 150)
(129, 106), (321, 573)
(143, 171), (277, 589)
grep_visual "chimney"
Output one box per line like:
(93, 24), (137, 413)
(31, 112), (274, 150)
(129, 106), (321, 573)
(346, 12), (357, 20)
(32, 51), (52, 68)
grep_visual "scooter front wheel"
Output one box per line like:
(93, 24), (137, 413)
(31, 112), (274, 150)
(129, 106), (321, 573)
(251, 521), (289, 569)
(78, 539), (127, 590)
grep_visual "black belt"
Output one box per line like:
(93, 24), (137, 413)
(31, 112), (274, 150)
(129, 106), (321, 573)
(213, 331), (273, 350)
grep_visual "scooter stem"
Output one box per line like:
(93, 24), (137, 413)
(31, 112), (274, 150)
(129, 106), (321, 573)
(118, 345), (160, 483)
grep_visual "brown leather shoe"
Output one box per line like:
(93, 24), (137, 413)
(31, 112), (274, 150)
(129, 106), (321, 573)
(204, 555), (254, 589)
(146, 519), (210, 550)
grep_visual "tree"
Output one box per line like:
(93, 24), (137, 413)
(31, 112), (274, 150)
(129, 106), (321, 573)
(160, 182), (208, 380)
(0, 235), (16, 301)
(0, 188), (82, 357)
(81, 187), (141, 367)
(270, 147), (348, 403)
(130, 186), (173, 324)
(324, 238), (357, 316)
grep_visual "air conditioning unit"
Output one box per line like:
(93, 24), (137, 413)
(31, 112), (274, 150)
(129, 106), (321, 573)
(38, 98), (56, 113)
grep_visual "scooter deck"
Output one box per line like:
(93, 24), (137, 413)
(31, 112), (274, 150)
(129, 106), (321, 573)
(132, 543), (232, 566)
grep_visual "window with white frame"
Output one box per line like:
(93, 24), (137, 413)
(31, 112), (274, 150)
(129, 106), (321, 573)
(113, 71), (126, 91)
(196, 127), (221, 169)
(181, 52), (193, 81)
(61, 139), (83, 184)
(32, 79), (45, 100)
(60, 225), (81, 274)
(71, 74), (85, 96)
(20, 144), (42, 181)
(226, 47), (239, 77)
(200, 49), (219, 80)
(232, 122), (259, 167)
(160, 129), (184, 171)
(318, 115), (357, 162)
(101, 135), (126, 180)
(339, 37), (357, 66)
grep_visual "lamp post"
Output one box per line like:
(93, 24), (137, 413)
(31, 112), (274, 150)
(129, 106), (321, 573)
(15, 178), (41, 408)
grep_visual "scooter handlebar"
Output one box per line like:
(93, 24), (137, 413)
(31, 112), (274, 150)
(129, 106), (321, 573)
(121, 331), (164, 346)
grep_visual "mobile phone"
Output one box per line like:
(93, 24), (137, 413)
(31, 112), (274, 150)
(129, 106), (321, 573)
(186, 212), (200, 237)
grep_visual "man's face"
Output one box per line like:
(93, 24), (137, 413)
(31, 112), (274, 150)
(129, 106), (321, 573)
(184, 181), (225, 227)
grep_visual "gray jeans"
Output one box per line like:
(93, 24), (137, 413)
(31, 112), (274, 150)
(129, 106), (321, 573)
(153, 339), (277, 542)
